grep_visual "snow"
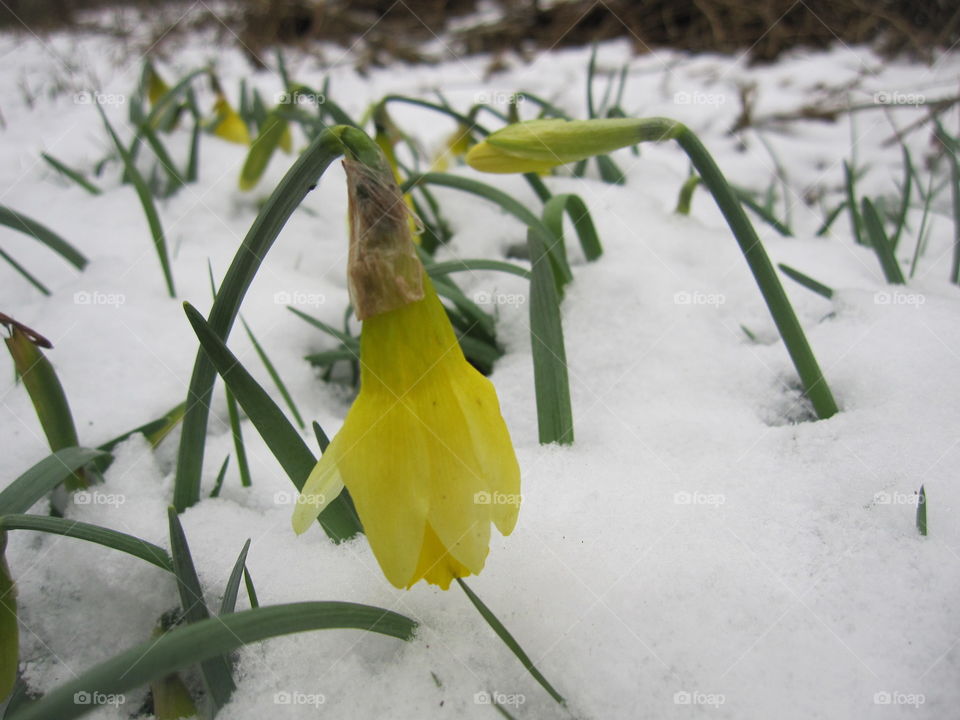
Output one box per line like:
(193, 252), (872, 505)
(2, 17), (960, 720)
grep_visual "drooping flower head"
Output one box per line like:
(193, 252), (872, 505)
(293, 146), (520, 590)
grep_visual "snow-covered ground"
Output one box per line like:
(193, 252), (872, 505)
(1, 14), (960, 720)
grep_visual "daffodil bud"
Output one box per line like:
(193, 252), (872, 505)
(344, 156), (424, 320)
(466, 117), (683, 173)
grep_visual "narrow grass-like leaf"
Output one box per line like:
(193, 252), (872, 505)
(0, 448), (105, 516)
(457, 579), (565, 706)
(312, 421), (330, 452)
(426, 258), (531, 280)
(844, 160), (864, 245)
(861, 198), (906, 284)
(174, 128), (347, 512)
(243, 569), (259, 609)
(0, 247), (50, 295)
(97, 401), (186, 453)
(8, 601), (415, 720)
(219, 539), (251, 615)
(675, 174), (701, 215)
(137, 117), (186, 196)
(403, 173), (572, 289)
(816, 201), (847, 237)
(778, 264), (834, 300)
(0, 515), (172, 571)
(185, 117), (201, 184)
(40, 153), (101, 195)
(890, 146), (913, 251)
(97, 105), (175, 296)
(209, 456), (229, 499)
(0, 204), (86, 269)
(241, 317), (305, 429)
(239, 111), (292, 191)
(225, 387), (252, 488)
(4, 328), (85, 489)
(183, 303), (361, 541)
(166, 508), (236, 710)
(595, 153), (625, 184)
(917, 485), (927, 536)
(909, 174), (937, 278)
(733, 186), (793, 237)
(542, 193), (603, 261)
(936, 124), (960, 284)
(525, 227), (573, 444)
(288, 307), (357, 347)
(0, 532), (17, 701)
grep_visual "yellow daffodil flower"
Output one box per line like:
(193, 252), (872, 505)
(292, 153), (521, 590)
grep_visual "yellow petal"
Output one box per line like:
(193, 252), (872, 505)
(291, 447), (346, 534)
(333, 395), (431, 587)
(212, 98), (250, 145)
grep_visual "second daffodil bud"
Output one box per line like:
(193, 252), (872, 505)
(292, 143), (521, 590)
(466, 117), (682, 173)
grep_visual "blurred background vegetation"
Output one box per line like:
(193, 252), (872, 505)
(1, 0), (956, 64)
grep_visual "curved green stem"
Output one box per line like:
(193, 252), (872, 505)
(672, 124), (839, 419)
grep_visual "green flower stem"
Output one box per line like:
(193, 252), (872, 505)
(670, 123), (839, 419)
